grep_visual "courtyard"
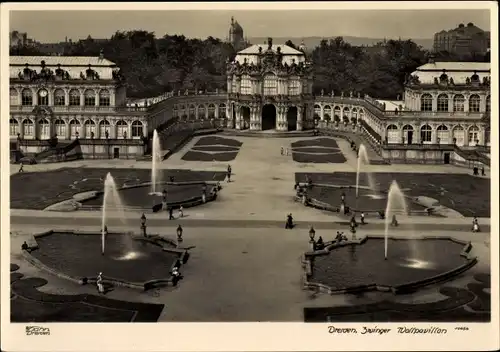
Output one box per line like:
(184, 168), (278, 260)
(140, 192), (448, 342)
(9, 135), (491, 323)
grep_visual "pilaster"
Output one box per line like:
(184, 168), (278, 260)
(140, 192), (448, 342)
(235, 104), (241, 129)
(297, 106), (303, 131)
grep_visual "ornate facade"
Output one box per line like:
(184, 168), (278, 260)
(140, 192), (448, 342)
(394, 61), (490, 147)
(9, 55), (148, 143)
(225, 38), (315, 132)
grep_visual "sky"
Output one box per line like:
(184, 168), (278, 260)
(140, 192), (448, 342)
(9, 8), (491, 43)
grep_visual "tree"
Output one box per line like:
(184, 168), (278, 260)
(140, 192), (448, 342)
(10, 32), (435, 100)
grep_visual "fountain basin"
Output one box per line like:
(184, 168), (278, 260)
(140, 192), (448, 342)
(22, 231), (189, 290)
(300, 184), (428, 215)
(303, 236), (476, 295)
(81, 182), (218, 211)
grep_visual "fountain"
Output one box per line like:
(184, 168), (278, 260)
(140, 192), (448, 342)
(101, 172), (138, 259)
(150, 129), (162, 195)
(383, 180), (409, 260)
(355, 144), (378, 198)
(24, 176), (187, 290)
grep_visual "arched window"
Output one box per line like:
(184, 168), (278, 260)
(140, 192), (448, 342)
(352, 108), (358, 119)
(39, 118), (50, 139)
(208, 104), (216, 118)
(131, 120), (143, 138)
(486, 95), (490, 113)
(84, 119), (96, 137)
(69, 89), (80, 106)
(359, 109), (364, 120)
(263, 74), (277, 95)
(468, 95), (480, 112)
(485, 127), (490, 146)
(10, 88), (19, 106)
(189, 105), (196, 119)
(452, 126), (465, 146)
(334, 106), (341, 119)
(22, 119), (34, 137)
(37, 89), (49, 106)
(324, 105), (332, 118)
(420, 124), (432, 143)
(343, 107), (350, 120)
(420, 94), (432, 111)
(99, 89), (110, 106)
(99, 120), (110, 138)
(54, 89), (65, 106)
(21, 89), (33, 106)
(198, 105), (206, 120)
(54, 119), (66, 138)
(84, 89), (96, 106)
(437, 94), (448, 112)
(436, 125), (450, 144)
(386, 124), (399, 144)
(453, 95), (465, 112)
(468, 126), (480, 146)
(314, 104), (321, 121)
(402, 125), (414, 144)
(69, 119), (81, 138)
(288, 78), (300, 95)
(219, 103), (226, 119)
(10, 118), (19, 136)
(240, 75), (252, 95)
(116, 120), (128, 138)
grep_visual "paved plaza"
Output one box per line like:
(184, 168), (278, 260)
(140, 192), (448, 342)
(10, 135), (491, 322)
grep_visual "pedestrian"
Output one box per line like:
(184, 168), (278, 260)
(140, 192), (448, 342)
(172, 266), (183, 286)
(227, 171), (231, 182)
(178, 205), (184, 218)
(391, 214), (398, 227)
(472, 222), (480, 233)
(97, 272), (105, 294)
(280, 146), (284, 155)
(472, 217), (479, 232)
(285, 147), (289, 156)
(18, 162), (24, 173)
(360, 212), (365, 224)
(481, 167), (485, 176)
(169, 207), (174, 220)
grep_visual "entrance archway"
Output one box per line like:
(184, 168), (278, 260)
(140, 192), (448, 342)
(287, 106), (298, 131)
(240, 106), (250, 130)
(262, 104), (276, 130)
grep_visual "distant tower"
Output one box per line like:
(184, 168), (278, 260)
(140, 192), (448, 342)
(228, 16), (246, 51)
(298, 39), (307, 52)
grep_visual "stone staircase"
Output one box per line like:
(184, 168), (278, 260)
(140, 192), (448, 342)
(318, 129), (387, 165)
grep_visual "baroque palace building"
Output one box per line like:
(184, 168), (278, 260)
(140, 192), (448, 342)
(9, 41), (491, 164)
(224, 38), (314, 131)
(9, 55), (149, 158)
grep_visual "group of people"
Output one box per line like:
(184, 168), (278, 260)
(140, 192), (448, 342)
(167, 205), (184, 220)
(280, 146), (290, 156)
(95, 265), (184, 293)
(472, 166), (486, 177)
(312, 231), (349, 251)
